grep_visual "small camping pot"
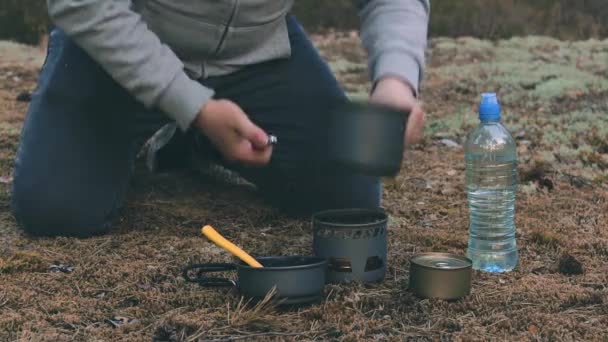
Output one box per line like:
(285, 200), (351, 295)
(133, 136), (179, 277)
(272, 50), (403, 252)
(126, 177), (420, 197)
(312, 208), (388, 284)
(409, 253), (472, 300)
(326, 101), (408, 176)
(183, 256), (327, 306)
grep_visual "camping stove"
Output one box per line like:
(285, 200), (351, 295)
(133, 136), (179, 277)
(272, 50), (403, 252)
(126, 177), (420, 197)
(312, 208), (387, 284)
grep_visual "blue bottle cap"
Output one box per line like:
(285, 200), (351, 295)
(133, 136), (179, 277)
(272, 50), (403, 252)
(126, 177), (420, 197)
(479, 93), (501, 121)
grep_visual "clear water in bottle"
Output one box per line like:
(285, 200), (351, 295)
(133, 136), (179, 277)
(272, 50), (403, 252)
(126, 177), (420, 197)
(465, 93), (518, 272)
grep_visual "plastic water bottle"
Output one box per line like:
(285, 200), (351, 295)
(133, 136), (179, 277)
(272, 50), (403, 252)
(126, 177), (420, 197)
(465, 93), (518, 272)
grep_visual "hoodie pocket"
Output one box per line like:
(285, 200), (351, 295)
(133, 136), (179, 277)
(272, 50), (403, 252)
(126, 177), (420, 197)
(213, 0), (292, 59)
(216, 15), (290, 60)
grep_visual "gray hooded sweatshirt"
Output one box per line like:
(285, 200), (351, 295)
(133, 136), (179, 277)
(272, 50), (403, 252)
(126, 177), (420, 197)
(46, 0), (430, 131)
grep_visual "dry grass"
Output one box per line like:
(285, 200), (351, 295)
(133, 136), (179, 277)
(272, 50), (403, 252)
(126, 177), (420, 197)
(0, 34), (607, 341)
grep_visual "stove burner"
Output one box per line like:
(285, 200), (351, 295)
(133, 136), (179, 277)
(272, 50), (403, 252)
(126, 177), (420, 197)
(313, 208), (388, 284)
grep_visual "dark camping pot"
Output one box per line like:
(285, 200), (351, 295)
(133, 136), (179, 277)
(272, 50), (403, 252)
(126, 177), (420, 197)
(183, 256), (327, 305)
(326, 101), (408, 177)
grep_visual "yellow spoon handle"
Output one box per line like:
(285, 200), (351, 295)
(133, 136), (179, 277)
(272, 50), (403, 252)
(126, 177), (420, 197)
(201, 225), (263, 268)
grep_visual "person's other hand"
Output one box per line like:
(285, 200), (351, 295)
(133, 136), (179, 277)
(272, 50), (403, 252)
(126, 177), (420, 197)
(370, 77), (425, 146)
(194, 99), (272, 166)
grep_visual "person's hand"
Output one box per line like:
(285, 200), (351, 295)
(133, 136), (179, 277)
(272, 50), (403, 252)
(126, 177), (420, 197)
(370, 77), (425, 145)
(194, 99), (272, 166)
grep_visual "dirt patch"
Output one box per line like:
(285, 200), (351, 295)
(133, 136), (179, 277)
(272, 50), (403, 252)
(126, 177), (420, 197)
(0, 36), (607, 341)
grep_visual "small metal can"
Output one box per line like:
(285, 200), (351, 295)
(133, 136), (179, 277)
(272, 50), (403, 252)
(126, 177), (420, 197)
(409, 253), (472, 300)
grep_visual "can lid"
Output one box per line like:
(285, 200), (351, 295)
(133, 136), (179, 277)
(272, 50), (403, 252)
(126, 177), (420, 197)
(411, 253), (472, 270)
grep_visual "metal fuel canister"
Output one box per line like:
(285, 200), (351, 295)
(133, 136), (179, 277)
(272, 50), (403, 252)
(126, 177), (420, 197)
(409, 253), (472, 300)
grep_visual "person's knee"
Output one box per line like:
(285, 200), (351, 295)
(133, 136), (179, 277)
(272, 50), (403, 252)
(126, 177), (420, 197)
(11, 180), (112, 237)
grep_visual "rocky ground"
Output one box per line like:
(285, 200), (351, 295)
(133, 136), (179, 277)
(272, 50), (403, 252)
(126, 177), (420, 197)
(0, 33), (607, 341)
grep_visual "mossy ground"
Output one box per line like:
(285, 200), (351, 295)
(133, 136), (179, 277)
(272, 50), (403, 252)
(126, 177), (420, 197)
(0, 35), (607, 341)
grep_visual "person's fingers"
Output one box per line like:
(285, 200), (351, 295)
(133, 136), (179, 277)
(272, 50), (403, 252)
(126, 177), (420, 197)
(231, 109), (269, 150)
(248, 126), (271, 151)
(198, 99), (272, 165)
(231, 139), (273, 166)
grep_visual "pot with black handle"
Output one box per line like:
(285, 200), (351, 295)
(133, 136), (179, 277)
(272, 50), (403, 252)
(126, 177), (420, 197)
(183, 256), (327, 306)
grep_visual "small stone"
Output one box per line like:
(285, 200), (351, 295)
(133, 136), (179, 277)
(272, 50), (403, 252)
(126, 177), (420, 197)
(16, 91), (32, 102)
(153, 325), (178, 342)
(558, 254), (584, 275)
(439, 139), (461, 148)
(107, 316), (137, 328)
(447, 169), (458, 176)
(49, 264), (75, 273)
(432, 132), (451, 139)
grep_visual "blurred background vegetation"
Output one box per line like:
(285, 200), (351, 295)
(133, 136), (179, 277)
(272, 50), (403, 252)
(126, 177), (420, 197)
(1, 0), (607, 45)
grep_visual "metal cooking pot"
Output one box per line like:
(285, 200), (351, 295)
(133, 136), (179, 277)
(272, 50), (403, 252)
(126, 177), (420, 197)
(326, 101), (408, 176)
(183, 256), (327, 305)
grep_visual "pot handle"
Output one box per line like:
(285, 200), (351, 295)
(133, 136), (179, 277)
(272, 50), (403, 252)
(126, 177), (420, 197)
(182, 263), (237, 287)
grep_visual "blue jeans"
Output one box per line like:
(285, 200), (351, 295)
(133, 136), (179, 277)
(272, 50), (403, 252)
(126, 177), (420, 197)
(11, 16), (381, 237)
